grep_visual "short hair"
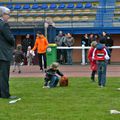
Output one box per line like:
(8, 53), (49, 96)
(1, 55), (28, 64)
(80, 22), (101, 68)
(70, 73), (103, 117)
(91, 41), (97, 48)
(16, 44), (22, 51)
(50, 62), (59, 68)
(37, 31), (42, 35)
(0, 6), (10, 16)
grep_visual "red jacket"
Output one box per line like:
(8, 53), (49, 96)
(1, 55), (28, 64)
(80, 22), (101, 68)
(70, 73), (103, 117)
(88, 47), (97, 71)
(92, 48), (109, 61)
(88, 47), (94, 62)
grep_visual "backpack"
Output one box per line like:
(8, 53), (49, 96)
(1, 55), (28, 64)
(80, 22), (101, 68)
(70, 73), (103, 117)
(94, 44), (106, 61)
(96, 49), (106, 60)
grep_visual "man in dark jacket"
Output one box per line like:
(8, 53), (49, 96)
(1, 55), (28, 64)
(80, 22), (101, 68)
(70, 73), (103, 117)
(21, 34), (34, 65)
(0, 7), (16, 99)
(99, 32), (113, 64)
(21, 34), (34, 57)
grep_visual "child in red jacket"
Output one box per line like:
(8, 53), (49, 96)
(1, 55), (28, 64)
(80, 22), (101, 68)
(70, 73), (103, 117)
(88, 41), (97, 81)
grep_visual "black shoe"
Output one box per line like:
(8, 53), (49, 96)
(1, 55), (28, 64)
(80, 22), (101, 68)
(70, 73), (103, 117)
(91, 76), (95, 82)
(40, 68), (43, 71)
(44, 68), (47, 72)
(9, 96), (17, 99)
(18, 71), (21, 74)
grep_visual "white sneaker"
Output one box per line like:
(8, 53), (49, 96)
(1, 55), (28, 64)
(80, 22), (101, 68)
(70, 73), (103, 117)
(110, 110), (120, 114)
(100, 85), (104, 88)
(43, 86), (50, 88)
(47, 86), (50, 88)
(42, 86), (47, 88)
(117, 88), (120, 90)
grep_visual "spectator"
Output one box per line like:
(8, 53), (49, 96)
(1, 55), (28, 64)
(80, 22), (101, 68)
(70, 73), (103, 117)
(32, 31), (48, 71)
(106, 34), (113, 64)
(81, 34), (90, 64)
(64, 33), (74, 65)
(89, 33), (96, 46)
(60, 33), (67, 64)
(21, 34), (34, 57)
(0, 6), (16, 99)
(55, 31), (64, 63)
(99, 32), (107, 45)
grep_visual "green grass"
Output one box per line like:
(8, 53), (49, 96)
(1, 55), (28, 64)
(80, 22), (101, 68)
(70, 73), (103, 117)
(0, 77), (120, 120)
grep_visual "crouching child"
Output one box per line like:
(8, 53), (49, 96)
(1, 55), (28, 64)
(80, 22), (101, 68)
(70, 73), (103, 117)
(43, 62), (64, 88)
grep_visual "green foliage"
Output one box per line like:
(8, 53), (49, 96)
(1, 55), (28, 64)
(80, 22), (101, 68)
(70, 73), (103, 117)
(0, 77), (120, 120)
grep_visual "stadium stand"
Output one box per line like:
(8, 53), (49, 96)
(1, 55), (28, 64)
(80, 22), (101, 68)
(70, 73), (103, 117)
(41, 4), (48, 9)
(113, 0), (120, 27)
(22, 4), (30, 10)
(49, 3), (57, 10)
(31, 4), (39, 10)
(85, 3), (92, 8)
(1, 0), (120, 34)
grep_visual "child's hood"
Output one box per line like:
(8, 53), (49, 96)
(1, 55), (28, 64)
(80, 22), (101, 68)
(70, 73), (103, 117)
(96, 43), (104, 50)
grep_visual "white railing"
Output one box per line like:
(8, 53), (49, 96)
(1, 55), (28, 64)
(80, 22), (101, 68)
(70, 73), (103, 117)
(57, 45), (120, 65)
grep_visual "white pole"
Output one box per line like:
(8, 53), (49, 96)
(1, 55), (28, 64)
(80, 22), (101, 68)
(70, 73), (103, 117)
(81, 44), (86, 65)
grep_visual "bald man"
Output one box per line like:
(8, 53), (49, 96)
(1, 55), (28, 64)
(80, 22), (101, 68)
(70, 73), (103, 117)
(0, 7), (16, 99)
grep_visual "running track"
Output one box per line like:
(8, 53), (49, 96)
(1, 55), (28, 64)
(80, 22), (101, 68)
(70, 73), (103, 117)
(10, 64), (120, 78)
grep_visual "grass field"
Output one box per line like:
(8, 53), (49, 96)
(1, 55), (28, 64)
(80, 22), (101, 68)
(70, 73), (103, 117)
(0, 77), (120, 120)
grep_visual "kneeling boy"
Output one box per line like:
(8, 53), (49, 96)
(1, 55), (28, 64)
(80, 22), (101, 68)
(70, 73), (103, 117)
(43, 62), (64, 88)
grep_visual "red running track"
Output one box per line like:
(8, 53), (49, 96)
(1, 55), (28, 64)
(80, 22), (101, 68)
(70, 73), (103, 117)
(10, 64), (120, 78)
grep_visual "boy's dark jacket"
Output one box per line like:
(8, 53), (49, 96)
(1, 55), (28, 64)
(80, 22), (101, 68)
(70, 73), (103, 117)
(13, 50), (24, 63)
(45, 68), (63, 79)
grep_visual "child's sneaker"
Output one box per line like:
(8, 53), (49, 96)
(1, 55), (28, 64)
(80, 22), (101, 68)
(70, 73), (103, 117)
(18, 71), (21, 74)
(42, 86), (48, 88)
(117, 88), (120, 91)
(100, 85), (104, 88)
(91, 76), (95, 82)
(42, 86), (50, 88)
(40, 68), (43, 71)
(47, 86), (50, 88)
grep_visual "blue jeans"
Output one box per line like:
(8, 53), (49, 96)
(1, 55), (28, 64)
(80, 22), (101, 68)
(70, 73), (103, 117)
(66, 49), (73, 64)
(97, 61), (107, 86)
(49, 75), (59, 88)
